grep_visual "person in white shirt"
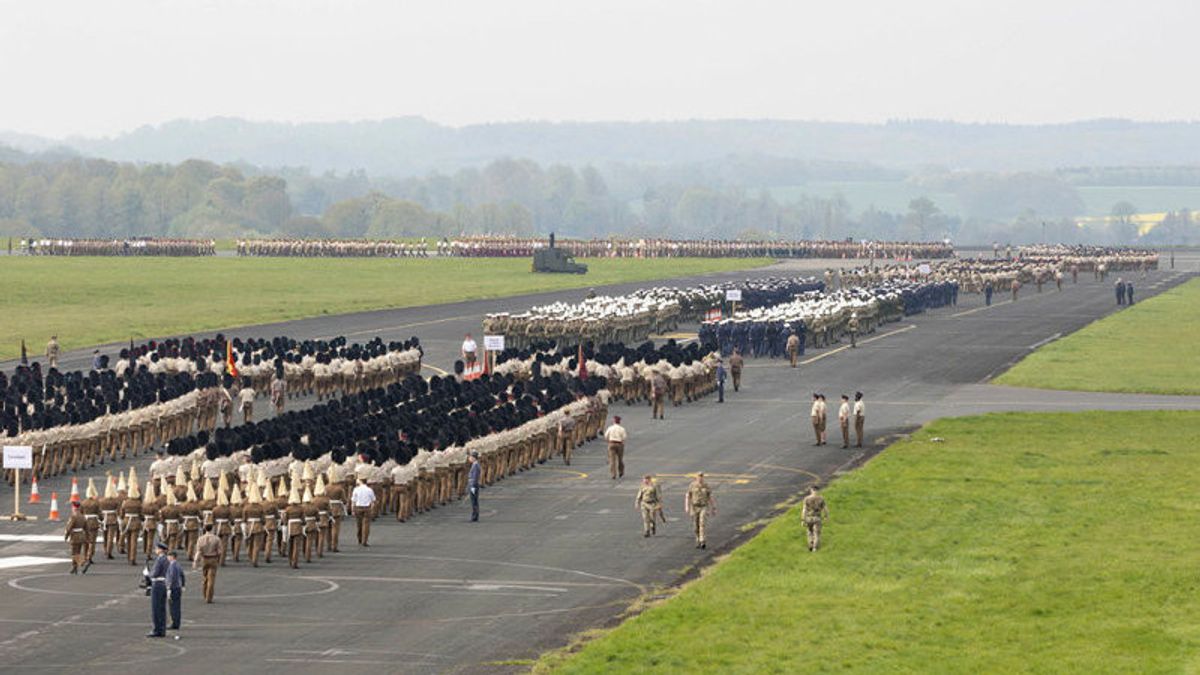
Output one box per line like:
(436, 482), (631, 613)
(350, 479), (376, 547)
(237, 381), (256, 424)
(603, 415), (628, 480)
(838, 395), (852, 449)
(461, 333), (478, 369)
(853, 392), (866, 448)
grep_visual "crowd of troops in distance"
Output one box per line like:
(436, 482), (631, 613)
(18, 238), (217, 256)
(236, 239), (432, 257)
(483, 277), (826, 350)
(1, 335), (423, 486)
(443, 236), (954, 260)
(701, 280), (958, 359)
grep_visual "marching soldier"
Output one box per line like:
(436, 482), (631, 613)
(99, 475), (122, 559)
(79, 480), (101, 568)
(285, 481), (306, 568)
(786, 331), (801, 368)
(684, 473), (716, 549)
(64, 500), (88, 574)
(46, 335), (61, 369)
(242, 481), (266, 567)
(141, 480), (160, 561)
(302, 484), (319, 563)
(229, 484), (246, 563)
(729, 348), (744, 392)
(324, 468), (346, 552)
(193, 524), (222, 603)
(118, 472), (144, 565)
(801, 485), (829, 552)
(634, 474), (663, 537)
(313, 475), (332, 558)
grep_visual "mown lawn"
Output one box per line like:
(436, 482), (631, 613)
(0, 256), (768, 359)
(542, 411), (1200, 674)
(996, 277), (1200, 395)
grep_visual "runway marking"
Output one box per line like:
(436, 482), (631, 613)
(306, 575), (629, 588)
(326, 553), (645, 592)
(1027, 332), (1062, 350)
(317, 313), (479, 340)
(539, 468), (589, 479)
(282, 647), (447, 659)
(0, 556), (69, 569)
(799, 325), (916, 364)
(422, 363), (449, 376)
(0, 534), (66, 543)
(651, 332), (698, 342)
(8, 571), (339, 599)
(950, 300), (1011, 317)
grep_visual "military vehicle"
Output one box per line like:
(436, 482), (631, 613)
(532, 233), (588, 274)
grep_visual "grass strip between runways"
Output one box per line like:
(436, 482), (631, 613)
(0, 256), (769, 359)
(995, 277), (1200, 395)
(541, 411), (1200, 674)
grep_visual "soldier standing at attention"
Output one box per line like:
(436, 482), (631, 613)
(801, 485), (830, 552)
(467, 451), (482, 522)
(147, 542), (170, 638)
(847, 312), (859, 348)
(634, 474), (662, 537)
(729, 348), (744, 392)
(461, 333), (478, 371)
(853, 392), (866, 448)
(810, 394), (824, 446)
(786, 331), (801, 368)
(838, 395), (851, 449)
(684, 473), (716, 549)
(166, 550), (186, 631)
(46, 335), (61, 369)
(351, 478), (376, 546)
(193, 525), (221, 604)
(64, 501), (88, 574)
(604, 415), (627, 480)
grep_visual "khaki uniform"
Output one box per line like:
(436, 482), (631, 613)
(686, 481), (713, 547)
(64, 512), (88, 572)
(194, 532), (222, 602)
(634, 482), (662, 536)
(604, 423), (627, 480)
(801, 492), (829, 551)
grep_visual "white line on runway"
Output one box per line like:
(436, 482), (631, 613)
(0, 556), (68, 569)
(799, 325), (915, 365)
(1028, 332), (1062, 350)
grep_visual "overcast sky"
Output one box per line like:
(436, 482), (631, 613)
(2, 0), (1196, 138)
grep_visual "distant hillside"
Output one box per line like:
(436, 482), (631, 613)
(7, 117), (1200, 176)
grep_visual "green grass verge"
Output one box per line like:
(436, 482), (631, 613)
(995, 277), (1200, 395)
(542, 411), (1200, 674)
(0, 256), (768, 359)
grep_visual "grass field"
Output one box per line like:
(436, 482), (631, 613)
(995, 277), (1200, 395)
(0, 256), (769, 359)
(542, 411), (1200, 674)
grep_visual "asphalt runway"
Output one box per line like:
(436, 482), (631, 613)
(0, 257), (1196, 674)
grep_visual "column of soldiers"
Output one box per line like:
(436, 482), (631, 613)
(484, 277), (825, 351)
(446, 236), (954, 259)
(2, 336), (423, 486)
(700, 280), (958, 356)
(25, 238), (216, 256)
(237, 239), (432, 257)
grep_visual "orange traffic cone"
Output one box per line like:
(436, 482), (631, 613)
(28, 475), (41, 504)
(69, 477), (80, 503)
(48, 492), (60, 521)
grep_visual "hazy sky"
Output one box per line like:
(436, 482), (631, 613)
(2, 0), (1196, 138)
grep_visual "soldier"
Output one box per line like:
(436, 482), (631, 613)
(260, 475), (279, 564)
(350, 478), (375, 546)
(301, 484), (319, 563)
(1011, 278), (1020, 302)
(64, 500), (88, 574)
(684, 473), (716, 549)
(634, 474), (663, 537)
(193, 524), (221, 603)
(46, 335), (61, 369)
(229, 484), (246, 563)
(159, 483), (182, 552)
(801, 485), (830, 552)
(238, 378), (255, 423)
(140, 480), (160, 561)
(729, 348), (744, 392)
(650, 370), (667, 420)
(119, 473), (144, 565)
(285, 482), (307, 567)
(810, 393), (824, 446)
(786, 331), (801, 368)
(325, 469), (347, 551)
(847, 312), (859, 348)
(241, 481), (266, 567)
(180, 482), (202, 560)
(853, 392), (866, 448)
(556, 411), (576, 465)
(838, 394), (851, 449)
(79, 481), (101, 570)
(99, 476), (122, 559)
(313, 475), (332, 558)
(604, 415), (627, 480)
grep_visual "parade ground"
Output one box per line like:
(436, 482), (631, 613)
(1, 257), (1197, 673)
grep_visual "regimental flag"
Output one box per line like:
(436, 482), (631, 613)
(226, 341), (239, 379)
(577, 343), (588, 381)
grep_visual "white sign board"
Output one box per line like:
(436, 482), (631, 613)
(483, 335), (505, 351)
(3, 445), (32, 470)
(725, 289), (742, 302)
(917, 263), (931, 275)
